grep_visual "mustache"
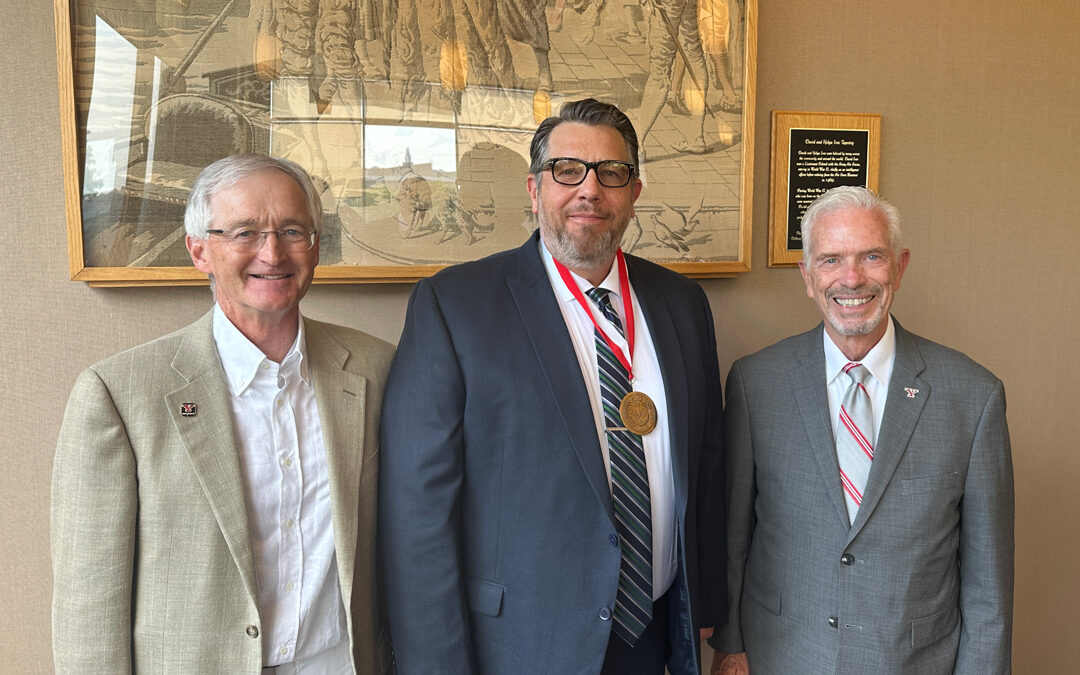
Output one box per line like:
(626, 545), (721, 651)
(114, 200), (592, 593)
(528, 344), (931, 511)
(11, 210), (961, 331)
(826, 284), (882, 298)
(567, 207), (610, 218)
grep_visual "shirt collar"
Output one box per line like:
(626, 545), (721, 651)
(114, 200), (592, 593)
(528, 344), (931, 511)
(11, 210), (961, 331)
(538, 237), (621, 304)
(823, 315), (896, 388)
(212, 304), (309, 395)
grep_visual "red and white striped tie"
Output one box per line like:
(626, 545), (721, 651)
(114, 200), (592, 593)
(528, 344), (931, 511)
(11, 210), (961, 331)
(837, 362), (874, 523)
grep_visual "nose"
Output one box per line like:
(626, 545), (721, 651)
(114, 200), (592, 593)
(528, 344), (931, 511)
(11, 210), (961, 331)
(575, 167), (604, 200)
(839, 259), (867, 287)
(257, 231), (288, 263)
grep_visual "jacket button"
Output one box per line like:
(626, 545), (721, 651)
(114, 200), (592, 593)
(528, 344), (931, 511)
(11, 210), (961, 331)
(841, 553), (855, 565)
(828, 616), (838, 628)
(609, 533), (619, 546)
(599, 607), (612, 620)
(246, 625), (259, 638)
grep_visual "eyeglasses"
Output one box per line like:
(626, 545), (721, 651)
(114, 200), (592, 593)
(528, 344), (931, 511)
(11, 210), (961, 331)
(206, 226), (318, 251)
(541, 157), (636, 188)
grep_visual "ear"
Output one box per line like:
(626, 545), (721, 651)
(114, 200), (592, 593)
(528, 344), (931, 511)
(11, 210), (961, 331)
(526, 173), (540, 214)
(186, 235), (214, 275)
(798, 260), (815, 299)
(629, 177), (643, 215)
(893, 248), (911, 290)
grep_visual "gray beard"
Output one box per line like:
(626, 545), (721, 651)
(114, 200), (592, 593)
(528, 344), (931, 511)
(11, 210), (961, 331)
(543, 224), (622, 270)
(825, 284), (887, 336)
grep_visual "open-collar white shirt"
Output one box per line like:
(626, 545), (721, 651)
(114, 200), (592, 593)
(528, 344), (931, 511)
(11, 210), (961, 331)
(212, 305), (349, 672)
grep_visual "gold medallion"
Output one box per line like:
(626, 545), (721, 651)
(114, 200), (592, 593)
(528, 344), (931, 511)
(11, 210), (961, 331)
(619, 391), (658, 435)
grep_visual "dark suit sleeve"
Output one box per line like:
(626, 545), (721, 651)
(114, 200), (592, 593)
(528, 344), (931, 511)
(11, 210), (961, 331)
(51, 369), (137, 674)
(712, 360), (755, 653)
(379, 279), (476, 674)
(695, 291), (728, 630)
(955, 379), (1014, 674)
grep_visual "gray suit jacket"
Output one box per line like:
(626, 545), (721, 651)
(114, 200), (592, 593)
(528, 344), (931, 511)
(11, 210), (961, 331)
(379, 232), (726, 674)
(717, 320), (1013, 674)
(51, 310), (395, 674)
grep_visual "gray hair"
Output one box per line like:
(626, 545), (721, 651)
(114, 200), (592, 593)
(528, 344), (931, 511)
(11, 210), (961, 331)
(184, 154), (323, 239)
(529, 98), (640, 176)
(801, 185), (901, 263)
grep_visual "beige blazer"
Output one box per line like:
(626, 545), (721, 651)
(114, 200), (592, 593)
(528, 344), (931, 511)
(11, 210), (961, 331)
(52, 311), (395, 674)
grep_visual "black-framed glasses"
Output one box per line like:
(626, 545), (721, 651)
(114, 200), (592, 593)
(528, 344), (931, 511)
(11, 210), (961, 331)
(541, 157), (636, 188)
(206, 226), (318, 252)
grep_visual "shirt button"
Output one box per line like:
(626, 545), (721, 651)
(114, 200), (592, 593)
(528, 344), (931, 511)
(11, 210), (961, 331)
(609, 534), (619, 547)
(841, 553), (855, 565)
(285, 581), (295, 591)
(285, 519), (294, 529)
(279, 646), (289, 656)
(282, 456), (293, 467)
(261, 363), (269, 370)
(599, 607), (611, 621)
(276, 399), (283, 407)
(828, 616), (839, 628)
(245, 625), (259, 638)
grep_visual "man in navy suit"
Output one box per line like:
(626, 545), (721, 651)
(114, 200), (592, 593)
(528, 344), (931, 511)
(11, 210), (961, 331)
(379, 98), (726, 674)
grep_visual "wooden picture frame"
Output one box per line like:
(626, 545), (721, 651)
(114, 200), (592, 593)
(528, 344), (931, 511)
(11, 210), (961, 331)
(55, 0), (757, 286)
(768, 110), (881, 267)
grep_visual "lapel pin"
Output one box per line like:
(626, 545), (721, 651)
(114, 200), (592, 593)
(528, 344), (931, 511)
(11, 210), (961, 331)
(904, 388), (919, 399)
(180, 402), (198, 416)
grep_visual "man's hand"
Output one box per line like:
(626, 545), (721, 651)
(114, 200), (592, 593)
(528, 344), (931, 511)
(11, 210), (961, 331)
(710, 649), (749, 675)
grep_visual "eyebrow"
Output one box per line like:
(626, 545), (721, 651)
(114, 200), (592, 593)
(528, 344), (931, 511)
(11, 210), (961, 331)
(815, 247), (890, 261)
(219, 217), (312, 230)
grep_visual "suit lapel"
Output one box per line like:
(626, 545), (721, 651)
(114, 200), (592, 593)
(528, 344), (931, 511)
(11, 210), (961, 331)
(506, 233), (615, 523)
(165, 312), (259, 603)
(849, 321), (929, 537)
(628, 258), (690, 518)
(305, 319), (367, 610)
(791, 325), (852, 528)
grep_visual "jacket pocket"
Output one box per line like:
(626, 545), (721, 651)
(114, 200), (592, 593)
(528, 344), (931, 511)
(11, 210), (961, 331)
(466, 577), (504, 617)
(910, 604), (958, 649)
(901, 471), (961, 496)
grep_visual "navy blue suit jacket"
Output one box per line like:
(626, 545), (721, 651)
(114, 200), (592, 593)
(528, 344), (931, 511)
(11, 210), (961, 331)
(379, 232), (726, 674)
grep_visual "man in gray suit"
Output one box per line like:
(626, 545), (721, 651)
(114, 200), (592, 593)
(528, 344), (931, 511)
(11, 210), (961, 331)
(52, 155), (395, 673)
(710, 186), (1014, 674)
(379, 99), (726, 674)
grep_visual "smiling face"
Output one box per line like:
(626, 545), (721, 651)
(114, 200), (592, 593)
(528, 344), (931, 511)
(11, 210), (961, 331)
(526, 122), (642, 284)
(186, 168), (319, 341)
(799, 206), (910, 360)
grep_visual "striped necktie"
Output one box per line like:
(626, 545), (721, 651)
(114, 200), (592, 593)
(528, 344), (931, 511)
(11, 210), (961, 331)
(837, 362), (875, 523)
(587, 287), (653, 644)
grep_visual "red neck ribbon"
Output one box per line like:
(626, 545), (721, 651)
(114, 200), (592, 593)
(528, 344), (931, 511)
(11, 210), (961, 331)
(553, 249), (637, 382)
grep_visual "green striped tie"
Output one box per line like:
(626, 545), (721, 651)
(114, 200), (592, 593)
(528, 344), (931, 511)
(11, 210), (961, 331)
(588, 287), (653, 644)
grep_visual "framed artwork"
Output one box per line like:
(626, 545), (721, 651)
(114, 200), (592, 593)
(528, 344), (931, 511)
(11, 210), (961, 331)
(55, 0), (757, 286)
(768, 110), (881, 267)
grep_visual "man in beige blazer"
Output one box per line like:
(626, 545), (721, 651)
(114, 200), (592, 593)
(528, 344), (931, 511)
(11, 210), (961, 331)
(52, 154), (395, 673)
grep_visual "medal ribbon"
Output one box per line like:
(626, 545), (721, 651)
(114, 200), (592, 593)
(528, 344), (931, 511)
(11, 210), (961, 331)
(553, 249), (637, 382)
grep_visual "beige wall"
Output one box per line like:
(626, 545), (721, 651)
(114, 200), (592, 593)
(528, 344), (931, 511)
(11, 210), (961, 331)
(4, 1), (1077, 671)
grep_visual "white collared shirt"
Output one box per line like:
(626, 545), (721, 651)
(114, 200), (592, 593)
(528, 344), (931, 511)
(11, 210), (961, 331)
(824, 316), (897, 443)
(539, 241), (678, 601)
(212, 306), (348, 671)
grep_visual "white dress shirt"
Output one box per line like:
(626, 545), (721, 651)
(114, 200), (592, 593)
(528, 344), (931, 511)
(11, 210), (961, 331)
(540, 241), (677, 601)
(212, 306), (349, 673)
(824, 316), (898, 445)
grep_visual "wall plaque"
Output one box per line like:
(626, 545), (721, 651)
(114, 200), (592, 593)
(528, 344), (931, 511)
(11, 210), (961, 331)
(768, 111), (881, 267)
